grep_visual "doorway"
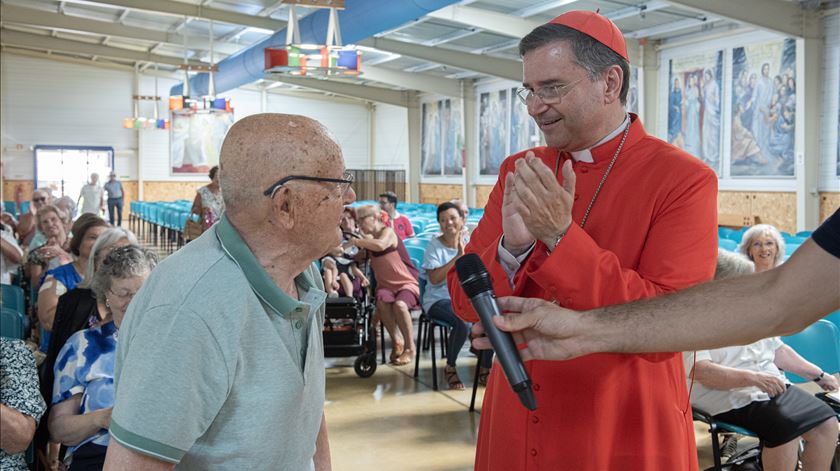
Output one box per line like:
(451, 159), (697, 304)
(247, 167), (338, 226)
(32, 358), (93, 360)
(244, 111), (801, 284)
(34, 146), (114, 202)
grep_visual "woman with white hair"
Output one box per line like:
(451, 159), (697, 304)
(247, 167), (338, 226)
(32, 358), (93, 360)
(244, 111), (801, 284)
(684, 248), (838, 470)
(739, 224), (785, 272)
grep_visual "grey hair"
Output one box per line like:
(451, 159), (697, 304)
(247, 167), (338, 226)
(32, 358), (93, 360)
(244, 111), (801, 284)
(78, 228), (139, 288)
(738, 224), (785, 268)
(90, 246), (157, 303)
(518, 23), (630, 105)
(714, 249), (755, 280)
(55, 196), (77, 220)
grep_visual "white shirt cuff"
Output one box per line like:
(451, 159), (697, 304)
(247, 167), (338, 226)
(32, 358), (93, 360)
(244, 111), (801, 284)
(497, 236), (536, 284)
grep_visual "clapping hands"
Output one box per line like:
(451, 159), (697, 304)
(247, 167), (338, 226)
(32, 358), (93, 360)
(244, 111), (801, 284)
(502, 152), (576, 253)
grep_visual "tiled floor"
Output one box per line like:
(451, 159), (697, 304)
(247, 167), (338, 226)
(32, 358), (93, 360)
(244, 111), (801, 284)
(323, 343), (768, 471)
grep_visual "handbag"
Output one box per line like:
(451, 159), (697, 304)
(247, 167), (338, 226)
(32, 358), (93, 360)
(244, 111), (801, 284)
(184, 213), (204, 241)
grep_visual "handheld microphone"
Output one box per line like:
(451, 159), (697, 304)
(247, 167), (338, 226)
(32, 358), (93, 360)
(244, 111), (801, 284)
(455, 254), (537, 411)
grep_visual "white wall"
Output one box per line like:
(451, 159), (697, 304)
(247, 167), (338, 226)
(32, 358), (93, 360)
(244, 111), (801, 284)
(819, 12), (840, 191)
(1, 54), (136, 180)
(373, 103), (409, 170)
(1, 53), (407, 187)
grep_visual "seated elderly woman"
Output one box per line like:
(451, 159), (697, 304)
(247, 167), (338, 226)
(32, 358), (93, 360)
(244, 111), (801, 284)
(422, 202), (491, 390)
(38, 214), (109, 335)
(49, 246), (157, 470)
(26, 204), (72, 289)
(36, 228), (139, 464)
(18, 188), (52, 248)
(350, 204), (419, 366)
(684, 249), (838, 471)
(1, 337), (47, 471)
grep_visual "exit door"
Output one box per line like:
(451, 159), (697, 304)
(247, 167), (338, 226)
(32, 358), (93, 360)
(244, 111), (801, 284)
(34, 146), (114, 202)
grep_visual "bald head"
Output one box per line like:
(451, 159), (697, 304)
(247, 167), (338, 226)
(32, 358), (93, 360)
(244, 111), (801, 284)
(220, 113), (343, 214)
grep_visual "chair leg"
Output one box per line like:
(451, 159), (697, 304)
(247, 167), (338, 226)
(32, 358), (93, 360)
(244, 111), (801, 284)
(430, 322), (438, 391)
(439, 325), (447, 359)
(413, 317), (423, 378)
(470, 350), (483, 412)
(380, 324), (386, 365)
(709, 423), (723, 471)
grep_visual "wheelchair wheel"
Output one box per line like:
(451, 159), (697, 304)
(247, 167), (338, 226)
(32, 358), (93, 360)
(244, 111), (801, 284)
(354, 353), (377, 378)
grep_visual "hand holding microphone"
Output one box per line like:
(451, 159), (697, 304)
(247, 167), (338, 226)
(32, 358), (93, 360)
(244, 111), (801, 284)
(456, 254), (537, 411)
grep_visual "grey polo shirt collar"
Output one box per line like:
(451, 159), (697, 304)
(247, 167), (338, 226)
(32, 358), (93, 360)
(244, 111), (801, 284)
(215, 215), (321, 320)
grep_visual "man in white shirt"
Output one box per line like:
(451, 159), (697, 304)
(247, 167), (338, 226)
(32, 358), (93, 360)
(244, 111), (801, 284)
(78, 173), (105, 217)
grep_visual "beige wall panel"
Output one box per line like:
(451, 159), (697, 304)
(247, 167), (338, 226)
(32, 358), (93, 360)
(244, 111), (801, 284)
(2, 179), (36, 202)
(821, 192), (840, 224)
(717, 191), (752, 217)
(750, 192), (796, 234)
(475, 185), (494, 209)
(419, 184), (461, 205)
(142, 181), (205, 203)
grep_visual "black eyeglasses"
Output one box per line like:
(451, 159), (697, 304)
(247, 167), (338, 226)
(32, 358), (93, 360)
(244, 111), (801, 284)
(32, 197), (47, 203)
(263, 171), (354, 199)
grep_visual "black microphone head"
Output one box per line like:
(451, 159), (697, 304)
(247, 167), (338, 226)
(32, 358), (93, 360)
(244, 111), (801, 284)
(455, 253), (493, 298)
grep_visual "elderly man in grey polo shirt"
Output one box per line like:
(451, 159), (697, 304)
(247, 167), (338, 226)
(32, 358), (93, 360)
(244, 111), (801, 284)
(103, 114), (356, 470)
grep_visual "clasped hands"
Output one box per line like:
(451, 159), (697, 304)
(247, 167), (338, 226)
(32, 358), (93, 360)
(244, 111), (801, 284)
(502, 152), (576, 255)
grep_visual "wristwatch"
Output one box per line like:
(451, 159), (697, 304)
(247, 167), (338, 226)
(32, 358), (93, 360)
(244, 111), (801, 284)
(813, 371), (825, 382)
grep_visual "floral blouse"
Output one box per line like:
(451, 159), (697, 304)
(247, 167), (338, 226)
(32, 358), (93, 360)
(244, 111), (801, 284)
(1, 338), (46, 471)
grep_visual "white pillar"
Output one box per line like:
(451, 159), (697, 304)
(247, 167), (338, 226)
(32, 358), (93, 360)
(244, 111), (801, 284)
(462, 79), (477, 207)
(406, 91), (422, 203)
(368, 102), (376, 169)
(641, 41), (659, 132)
(135, 65), (144, 201)
(796, 10), (822, 231)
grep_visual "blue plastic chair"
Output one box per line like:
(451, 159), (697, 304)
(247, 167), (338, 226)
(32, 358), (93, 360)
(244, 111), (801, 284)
(795, 230), (812, 238)
(781, 319), (840, 383)
(1, 284), (25, 314)
(403, 238), (431, 250)
(406, 246), (425, 270)
(3, 201), (17, 214)
(823, 310), (840, 333)
(717, 239), (738, 252)
(0, 307), (25, 339)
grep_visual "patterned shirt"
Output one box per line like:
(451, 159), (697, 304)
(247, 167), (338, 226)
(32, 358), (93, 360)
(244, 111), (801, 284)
(1, 338), (46, 471)
(53, 321), (118, 455)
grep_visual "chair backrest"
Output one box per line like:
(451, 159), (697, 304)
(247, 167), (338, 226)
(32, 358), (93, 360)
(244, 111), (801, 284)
(717, 239), (738, 252)
(781, 319), (840, 383)
(403, 238), (431, 250)
(0, 307), (24, 339)
(406, 246), (425, 272)
(823, 309), (840, 333)
(1, 283), (25, 313)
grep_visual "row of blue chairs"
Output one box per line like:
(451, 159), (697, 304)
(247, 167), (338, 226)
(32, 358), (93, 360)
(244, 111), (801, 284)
(1, 284), (26, 339)
(129, 200), (193, 251)
(2, 201), (31, 218)
(718, 226), (811, 244)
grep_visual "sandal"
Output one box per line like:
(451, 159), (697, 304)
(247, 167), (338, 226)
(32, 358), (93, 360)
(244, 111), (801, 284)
(477, 367), (491, 386)
(445, 365), (465, 390)
(389, 344), (404, 364)
(392, 349), (413, 366)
